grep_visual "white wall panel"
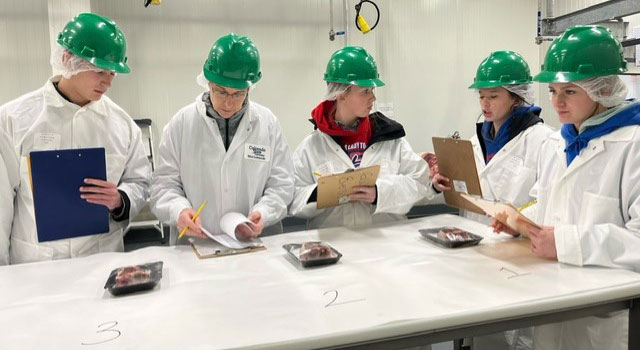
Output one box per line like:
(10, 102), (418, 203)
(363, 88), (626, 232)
(0, 1), (51, 105)
(2, 0), (547, 153)
(378, 0), (544, 151)
(91, 0), (382, 152)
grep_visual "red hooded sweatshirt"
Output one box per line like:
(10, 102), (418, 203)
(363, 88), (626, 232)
(311, 100), (372, 167)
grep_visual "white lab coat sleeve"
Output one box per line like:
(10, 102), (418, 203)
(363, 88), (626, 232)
(150, 116), (193, 226)
(251, 119), (294, 227)
(555, 143), (640, 272)
(117, 124), (151, 221)
(374, 139), (434, 215)
(289, 141), (327, 219)
(0, 131), (18, 265)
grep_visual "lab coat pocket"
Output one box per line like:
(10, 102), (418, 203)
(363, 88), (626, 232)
(106, 154), (127, 185)
(10, 236), (54, 264)
(579, 192), (624, 228)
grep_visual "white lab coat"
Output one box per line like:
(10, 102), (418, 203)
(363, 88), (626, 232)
(469, 122), (553, 350)
(289, 129), (433, 229)
(472, 123), (554, 208)
(526, 118), (640, 349)
(0, 77), (151, 264)
(151, 95), (294, 243)
(0, 130), (19, 265)
(467, 123), (554, 225)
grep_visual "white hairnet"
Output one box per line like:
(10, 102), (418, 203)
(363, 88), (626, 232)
(325, 82), (352, 101)
(196, 72), (209, 90)
(503, 84), (534, 105)
(50, 44), (107, 79)
(196, 72), (255, 92)
(572, 75), (628, 108)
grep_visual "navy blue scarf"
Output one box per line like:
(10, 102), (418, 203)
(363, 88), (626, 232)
(561, 102), (640, 166)
(481, 105), (542, 163)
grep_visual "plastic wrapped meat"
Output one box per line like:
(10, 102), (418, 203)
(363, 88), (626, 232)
(105, 261), (163, 296)
(420, 226), (483, 248)
(282, 242), (342, 268)
(437, 227), (474, 242)
(299, 242), (335, 261)
(115, 266), (151, 287)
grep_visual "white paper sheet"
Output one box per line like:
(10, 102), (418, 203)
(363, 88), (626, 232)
(220, 212), (251, 239)
(201, 227), (263, 249)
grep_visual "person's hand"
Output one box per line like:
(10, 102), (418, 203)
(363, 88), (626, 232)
(80, 178), (122, 211)
(491, 216), (520, 236)
(431, 173), (451, 192)
(348, 185), (377, 203)
(178, 208), (205, 238)
(235, 211), (264, 241)
(420, 152), (439, 179)
(518, 218), (557, 259)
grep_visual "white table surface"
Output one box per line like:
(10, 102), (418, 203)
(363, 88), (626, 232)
(1, 214), (639, 350)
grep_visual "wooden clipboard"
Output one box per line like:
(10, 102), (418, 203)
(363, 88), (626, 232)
(189, 240), (266, 259)
(461, 193), (540, 236)
(432, 137), (484, 214)
(316, 165), (380, 209)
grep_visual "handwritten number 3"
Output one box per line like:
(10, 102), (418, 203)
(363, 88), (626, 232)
(81, 321), (121, 346)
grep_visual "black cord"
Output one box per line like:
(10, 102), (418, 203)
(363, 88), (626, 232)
(355, 0), (380, 32)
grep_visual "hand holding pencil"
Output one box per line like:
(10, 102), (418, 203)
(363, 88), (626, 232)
(177, 200), (207, 239)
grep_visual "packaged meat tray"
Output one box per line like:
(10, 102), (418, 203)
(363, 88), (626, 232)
(419, 226), (483, 248)
(104, 261), (163, 296)
(282, 241), (342, 268)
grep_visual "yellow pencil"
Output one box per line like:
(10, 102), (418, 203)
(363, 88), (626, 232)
(178, 200), (207, 239)
(313, 171), (325, 177)
(517, 200), (537, 212)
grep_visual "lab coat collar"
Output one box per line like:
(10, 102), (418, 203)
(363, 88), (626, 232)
(554, 126), (638, 181)
(43, 76), (108, 118)
(195, 93), (257, 156)
(318, 131), (358, 168)
(195, 93), (257, 126)
(476, 126), (529, 175)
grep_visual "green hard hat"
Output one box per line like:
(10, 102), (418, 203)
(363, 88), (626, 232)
(324, 46), (385, 87)
(203, 33), (262, 90)
(468, 51), (532, 89)
(57, 13), (130, 74)
(533, 25), (627, 83)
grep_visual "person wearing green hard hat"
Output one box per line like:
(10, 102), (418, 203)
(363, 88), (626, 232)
(0, 13), (151, 264)
(493, 25), (640, 350)
(432, 50), (552, 207)
(289, 46), (435, 229)
(429, 51), (552, 350)
(433, 51), (552, 218)
(151, 33), (294, 243)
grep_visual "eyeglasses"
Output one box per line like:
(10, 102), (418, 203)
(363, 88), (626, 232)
(211, 87), (248, 102)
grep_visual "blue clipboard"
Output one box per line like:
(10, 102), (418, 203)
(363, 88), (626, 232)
(29, 148), (110, 242)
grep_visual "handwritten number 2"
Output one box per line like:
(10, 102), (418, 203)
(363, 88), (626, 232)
(324, 290), (339, 307)
(323, 289), (365, 307)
